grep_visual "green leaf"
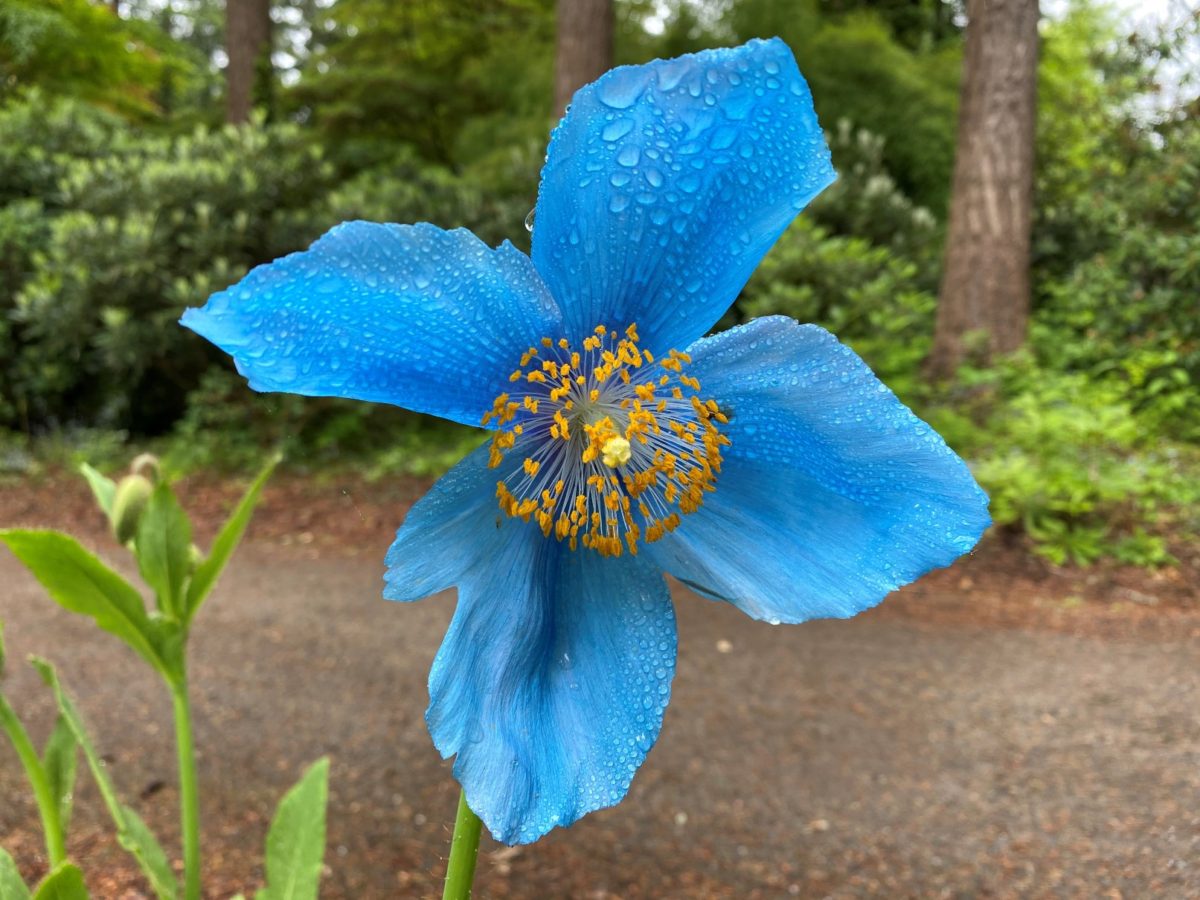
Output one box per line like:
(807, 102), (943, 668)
(117, 806), (177, 900)
(41, 717), (78, 835)
(185, 452), (279, 624)
(78, 464), (116, 519)
(0, 531), (164, 674)
(259, 757), (329, 900)
(30, 660), (178, 900)
(30, 863), (87, 900)
(0, 846), (32, 900)
(134, 485), (192, 620)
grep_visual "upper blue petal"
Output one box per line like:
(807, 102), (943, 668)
(384, 447), (676, 844)
(645, 316), (991, 624)
(531, 37), (835, 354)
(181, 222), (561, 428)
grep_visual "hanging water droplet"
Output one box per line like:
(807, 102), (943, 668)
(524, 208), (536, 232)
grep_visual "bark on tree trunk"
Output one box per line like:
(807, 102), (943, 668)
(554, 0), (614, 118)
(927, 0), (1039, 378)
(226, 0), (272, 125)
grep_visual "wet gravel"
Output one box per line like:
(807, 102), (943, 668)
(2, 531), (1199, 898)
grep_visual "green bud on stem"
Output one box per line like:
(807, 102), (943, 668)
(111, 474), (154, 544)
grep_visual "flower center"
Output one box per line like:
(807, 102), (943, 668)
(484, 323), (730, 557)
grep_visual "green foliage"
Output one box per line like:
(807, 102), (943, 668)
(809, 120), (942, 284)
(1, 457), (275, 896)
(2, 105), (334, 434)
(1032, 121), (1200, 440)
(185, 453), (280, 624)
(78, 463), (117, 517)
(32, 658), (178, 900)
(135, 485), (193, 620)
(0, 530), (169, 674)
(41, 717), (79, 837)
(164, 366), (481, 478)
(1029, 4), (1200, 443)
(0, 848), (30, 900)
(292, 0), (554, 171)
(257, 758), (331, 900)
(0, 658), (72, 872)
(927, 359), (1197, 566)
(739, 218), (935, 390)
(30, 862), (87, 900)
(0, 0), (206, 120)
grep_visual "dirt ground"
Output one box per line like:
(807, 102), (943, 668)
(2, 471), (1199, 898)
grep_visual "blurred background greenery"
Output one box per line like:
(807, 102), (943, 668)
(0, 0), (1197, 568)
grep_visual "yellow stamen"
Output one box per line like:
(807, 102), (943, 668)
(485, 322), (730, 557)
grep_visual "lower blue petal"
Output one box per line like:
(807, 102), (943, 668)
(384, 446), (676, 843)
(181, 222), (561, 428)
(383, 444), (501, 603)
(646, 316), (991, 623)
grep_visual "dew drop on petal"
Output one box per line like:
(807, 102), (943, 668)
(601, 118), (634, 141)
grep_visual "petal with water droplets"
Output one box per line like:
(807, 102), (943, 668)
(531, 38), (835, 353)
(181, 222), (561, 428)
(420, 511), (676, 844)
(645, 317), (991, 624)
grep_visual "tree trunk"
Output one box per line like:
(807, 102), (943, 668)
(554, 0), (613, 118)
(226, 0), (272, 124)
(927, 0), (1039, 378)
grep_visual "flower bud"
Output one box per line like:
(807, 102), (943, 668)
(129, 453), (161, 483)
(111, 474), (154, 544)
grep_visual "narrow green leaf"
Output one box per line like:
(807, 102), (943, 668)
(30, 660), (178, 900)
(0, 531), (164, 673)
(41, 717), (78, 835)
(0, 846), (32, 900)
(260, 757), (329, 900)
(78, 464), (116, 519)
(185, 452), (280, 624)
(117, 806), (177, 900)
(135, 486), (192, 621)
(30, 863), (87, 900)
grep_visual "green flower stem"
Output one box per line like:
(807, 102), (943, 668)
(442, 789), (483, 900)
(0, 695), (67, 866)
(170, 678), (202, 900)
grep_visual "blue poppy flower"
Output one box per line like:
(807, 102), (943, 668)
(181, 38), (990, 844)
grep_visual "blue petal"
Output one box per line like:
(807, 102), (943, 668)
(645, 317), (991, 624)
(531, 38), (835, 353)
(387, 455), (675, 843)
(383, 444), (503, 602)
(181, 222), (561, 428)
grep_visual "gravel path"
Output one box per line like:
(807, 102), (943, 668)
(2, 540), (1198, 898)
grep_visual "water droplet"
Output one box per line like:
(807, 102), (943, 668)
(617, 145), (641, 167)
(524, 208), (536, 232)
(709, 126), (738, 151)
(597, 69), (645, 109)
(601, 118), (634, 141)
(657, 59), (691, 92)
